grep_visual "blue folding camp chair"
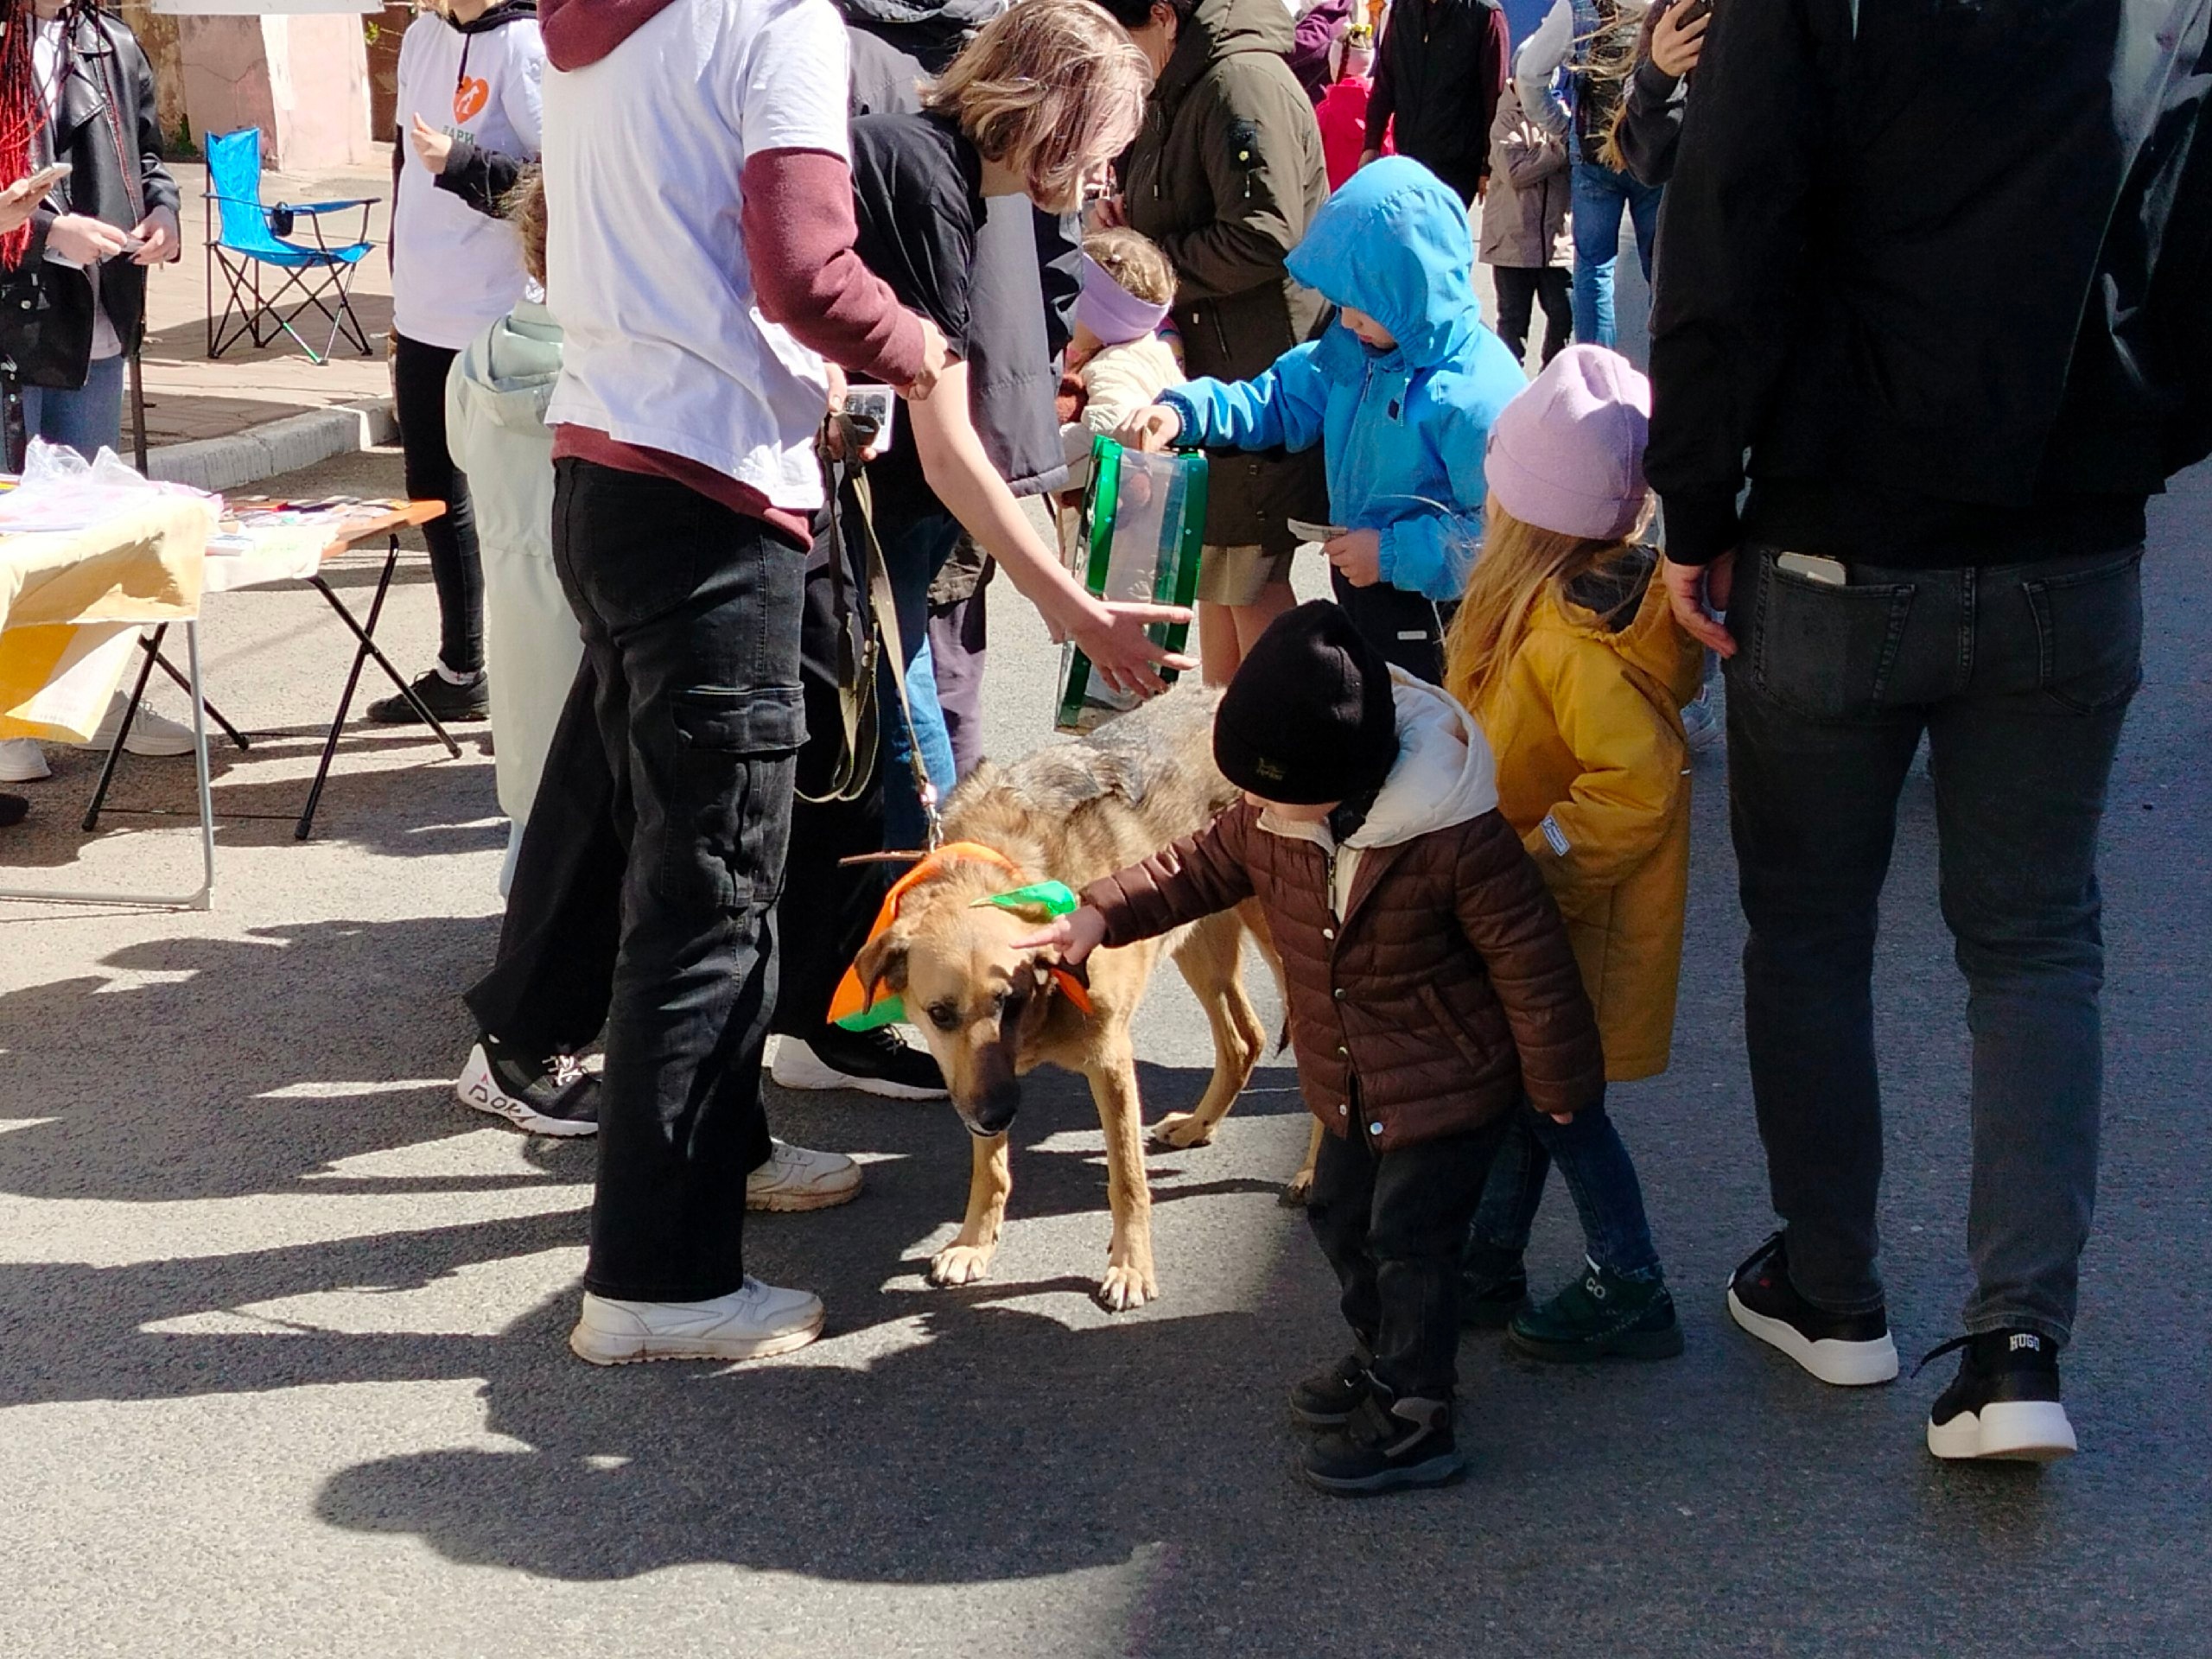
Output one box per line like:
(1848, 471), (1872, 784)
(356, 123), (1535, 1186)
(204, 127), (378, 365)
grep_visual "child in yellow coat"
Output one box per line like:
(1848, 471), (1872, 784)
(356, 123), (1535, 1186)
(1443, 345), (1703, 1362)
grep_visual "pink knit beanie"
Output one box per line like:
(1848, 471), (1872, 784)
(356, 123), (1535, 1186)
(1483, 345), (1652, 541)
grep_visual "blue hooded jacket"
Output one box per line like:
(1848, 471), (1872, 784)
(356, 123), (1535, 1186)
(1159, 157), (1527, 600)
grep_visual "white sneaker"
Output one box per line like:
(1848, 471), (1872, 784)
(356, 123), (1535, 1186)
(569, 1276), (825, 1365)
(746, 1139), (863, 1212)
(770, 1029), (948, 1100)
(0, 739), (50, 783)
(92, 702), (199, 757)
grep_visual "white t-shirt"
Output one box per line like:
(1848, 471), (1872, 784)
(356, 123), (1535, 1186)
(543, 0), (851, 511)
(35, 19), (121, 361)
(391, 13), (544, 350)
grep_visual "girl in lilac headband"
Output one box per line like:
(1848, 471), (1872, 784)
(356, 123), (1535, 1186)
(1061, 228), (1185, 487)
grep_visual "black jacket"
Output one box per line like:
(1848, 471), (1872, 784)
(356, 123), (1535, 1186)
(1649, 0), (2212, 568)
(842, 5), (1079, 499)
(0, 13), (179, 390)
(1367, 0), (1511, 204)
(1616, 55), (1684, 187)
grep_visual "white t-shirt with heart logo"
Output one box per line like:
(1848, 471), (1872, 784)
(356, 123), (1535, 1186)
(391, 11), (544, 350)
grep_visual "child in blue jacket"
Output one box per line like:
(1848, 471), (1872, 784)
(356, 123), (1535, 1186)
(1118, 156), (1527, 681)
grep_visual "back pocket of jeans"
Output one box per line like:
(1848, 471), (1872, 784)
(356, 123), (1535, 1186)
(2022, 550), (2143, 715)
(1748, 553), (1916, 721)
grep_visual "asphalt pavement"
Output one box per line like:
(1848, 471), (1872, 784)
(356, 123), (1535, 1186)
(1, 349), (2208, 1652)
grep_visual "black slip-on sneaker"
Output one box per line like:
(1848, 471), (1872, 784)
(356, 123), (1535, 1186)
(1288, 1350), (1372, 1427)
(1921, 1330), (2076, 1463)
(1726, 1231), (1898, 1386)
(772, 1026), (948, 1100)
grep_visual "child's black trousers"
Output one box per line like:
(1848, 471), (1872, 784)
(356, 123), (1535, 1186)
(1306, 1113), (1510, 1400)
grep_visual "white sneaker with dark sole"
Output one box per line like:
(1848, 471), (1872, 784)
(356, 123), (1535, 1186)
(569, 1278), (825, 1365)
(454, 1041), (599, 1138)
(746, 1139), (862, 1212)
(1726, 1232), (1899, 1387)
(1923, 1331), (2076, 1462)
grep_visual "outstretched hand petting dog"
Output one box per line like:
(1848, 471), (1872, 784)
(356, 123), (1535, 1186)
(1014, 906), (1109, 967)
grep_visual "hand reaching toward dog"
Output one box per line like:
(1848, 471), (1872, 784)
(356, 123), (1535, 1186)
(1014, 906), (1109, 967)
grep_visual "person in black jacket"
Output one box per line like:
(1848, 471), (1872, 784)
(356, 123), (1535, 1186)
(1361, 0), (1510, 207)
(1649, 0), (2212, 1464)
(0, 0), (179, 458)
(1611, 0), (1703, 188)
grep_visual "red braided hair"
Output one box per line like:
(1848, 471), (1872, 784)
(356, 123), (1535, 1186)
(0, 0), (57, 270)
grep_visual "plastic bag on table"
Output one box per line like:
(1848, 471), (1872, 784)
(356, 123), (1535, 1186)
(1054, 435), (1205, 734)
(0, 439), (212, 533)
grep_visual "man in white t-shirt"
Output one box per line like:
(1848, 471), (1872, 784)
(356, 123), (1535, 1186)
(468, 0), (946, 1366)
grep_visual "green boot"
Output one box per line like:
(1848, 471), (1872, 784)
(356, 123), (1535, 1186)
(1507, 1262), (1685, 1363)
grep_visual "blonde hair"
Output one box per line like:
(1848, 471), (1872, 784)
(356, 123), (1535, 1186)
(923, 0), (1153, 214)
(503, 165), (546, 288)
(1083, 226), (1175, 306)
(1444, 499), (1656, 715)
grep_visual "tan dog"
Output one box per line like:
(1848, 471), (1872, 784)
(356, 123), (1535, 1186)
(848, 683), (1300, 1311)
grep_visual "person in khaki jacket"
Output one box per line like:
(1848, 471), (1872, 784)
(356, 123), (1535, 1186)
(1479, 81), (1574, 369)
(1093, 0), (1332, 683)
(1445, 346), (1704, 1363)
(1021, 601), (1605, 1497)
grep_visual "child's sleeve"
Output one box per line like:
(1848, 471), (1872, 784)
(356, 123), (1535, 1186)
(1376, 397), (1494, 600)
(1080, 810), (1258, 947)
(1081, 344), (1175, 437)
(1160, 342), (1330, 456)
(1451, 810), (1606, 1119)
(1519, 634), (1689, 894)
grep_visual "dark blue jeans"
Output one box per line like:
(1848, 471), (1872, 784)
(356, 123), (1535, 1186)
(1725, 543), (2143, 1345)
(1465, 1103), (1663, 1281)
(1569, 156), (1662, 350)
(524, 459), (802, 1302)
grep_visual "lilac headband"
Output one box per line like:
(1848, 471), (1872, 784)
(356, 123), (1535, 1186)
(1077, 253), (1173, 347)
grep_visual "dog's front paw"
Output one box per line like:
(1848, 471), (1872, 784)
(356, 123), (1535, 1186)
(1279, 1166), (1316, 1208)
(1095, 1262), (1158, 1313)
(1148, 1111), (1214, 1152)
(928, 1243), (996, 1287)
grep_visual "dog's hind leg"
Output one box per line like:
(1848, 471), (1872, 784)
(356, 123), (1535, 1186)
(928, 1132), (1011, 1287)
(1089, 1039), (1158, 1312)
(1152, 911), (1268, 1153)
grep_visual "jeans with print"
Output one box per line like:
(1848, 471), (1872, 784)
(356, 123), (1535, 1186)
(485, 459), (801, 1302)
(1724, 542), (2143, 1345)
(20, 353), (126, 459)
(1569, 157), (1662, 351)
(1465, 1103), (1663, 1281)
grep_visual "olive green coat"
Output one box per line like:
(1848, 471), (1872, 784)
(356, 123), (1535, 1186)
(1122, 0), (1332, 556)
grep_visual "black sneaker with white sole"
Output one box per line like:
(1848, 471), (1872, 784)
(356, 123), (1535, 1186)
(1726, 1231), (1898, 1386)
(1920, 1330), (2076, 1463)
(772, 1025), (947, 1099)
(367, 668), (489, 725)
(454, 1035), (600, 1137)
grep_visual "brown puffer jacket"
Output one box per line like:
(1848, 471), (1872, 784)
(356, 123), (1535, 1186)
(1082, 678), (1604, 1148)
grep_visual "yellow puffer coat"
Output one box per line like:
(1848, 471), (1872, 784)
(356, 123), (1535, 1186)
(1471, 561), (1704, 1082)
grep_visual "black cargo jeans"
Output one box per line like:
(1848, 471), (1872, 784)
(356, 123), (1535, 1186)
(527, 458), (804, 1302)
(1724, 542), (2143, 1346)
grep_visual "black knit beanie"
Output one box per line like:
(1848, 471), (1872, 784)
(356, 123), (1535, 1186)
(1213, 601), (1399, 805)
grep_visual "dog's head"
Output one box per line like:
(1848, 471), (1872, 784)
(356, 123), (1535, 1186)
(849, 877), (1077, 1139)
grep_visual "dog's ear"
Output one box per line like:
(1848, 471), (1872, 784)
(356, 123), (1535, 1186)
(1007, 956), (1060, 1044)
(852, 928), (911, 1010)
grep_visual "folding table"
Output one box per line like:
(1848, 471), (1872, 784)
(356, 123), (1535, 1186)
(88, 499), (455, 847)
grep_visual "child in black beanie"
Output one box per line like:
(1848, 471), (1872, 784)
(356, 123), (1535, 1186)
(1021, 601), (1604, 1494)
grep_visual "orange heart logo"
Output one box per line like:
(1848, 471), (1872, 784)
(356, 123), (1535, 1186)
(453, 77), (489, 124)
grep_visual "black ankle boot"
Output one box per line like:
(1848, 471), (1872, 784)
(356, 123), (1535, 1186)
(1288, 1346), (1373, 1427)
(1301, 1381), (1465, 1496)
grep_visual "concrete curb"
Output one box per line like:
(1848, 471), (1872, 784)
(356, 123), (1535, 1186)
(145, 398), (397, 493)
